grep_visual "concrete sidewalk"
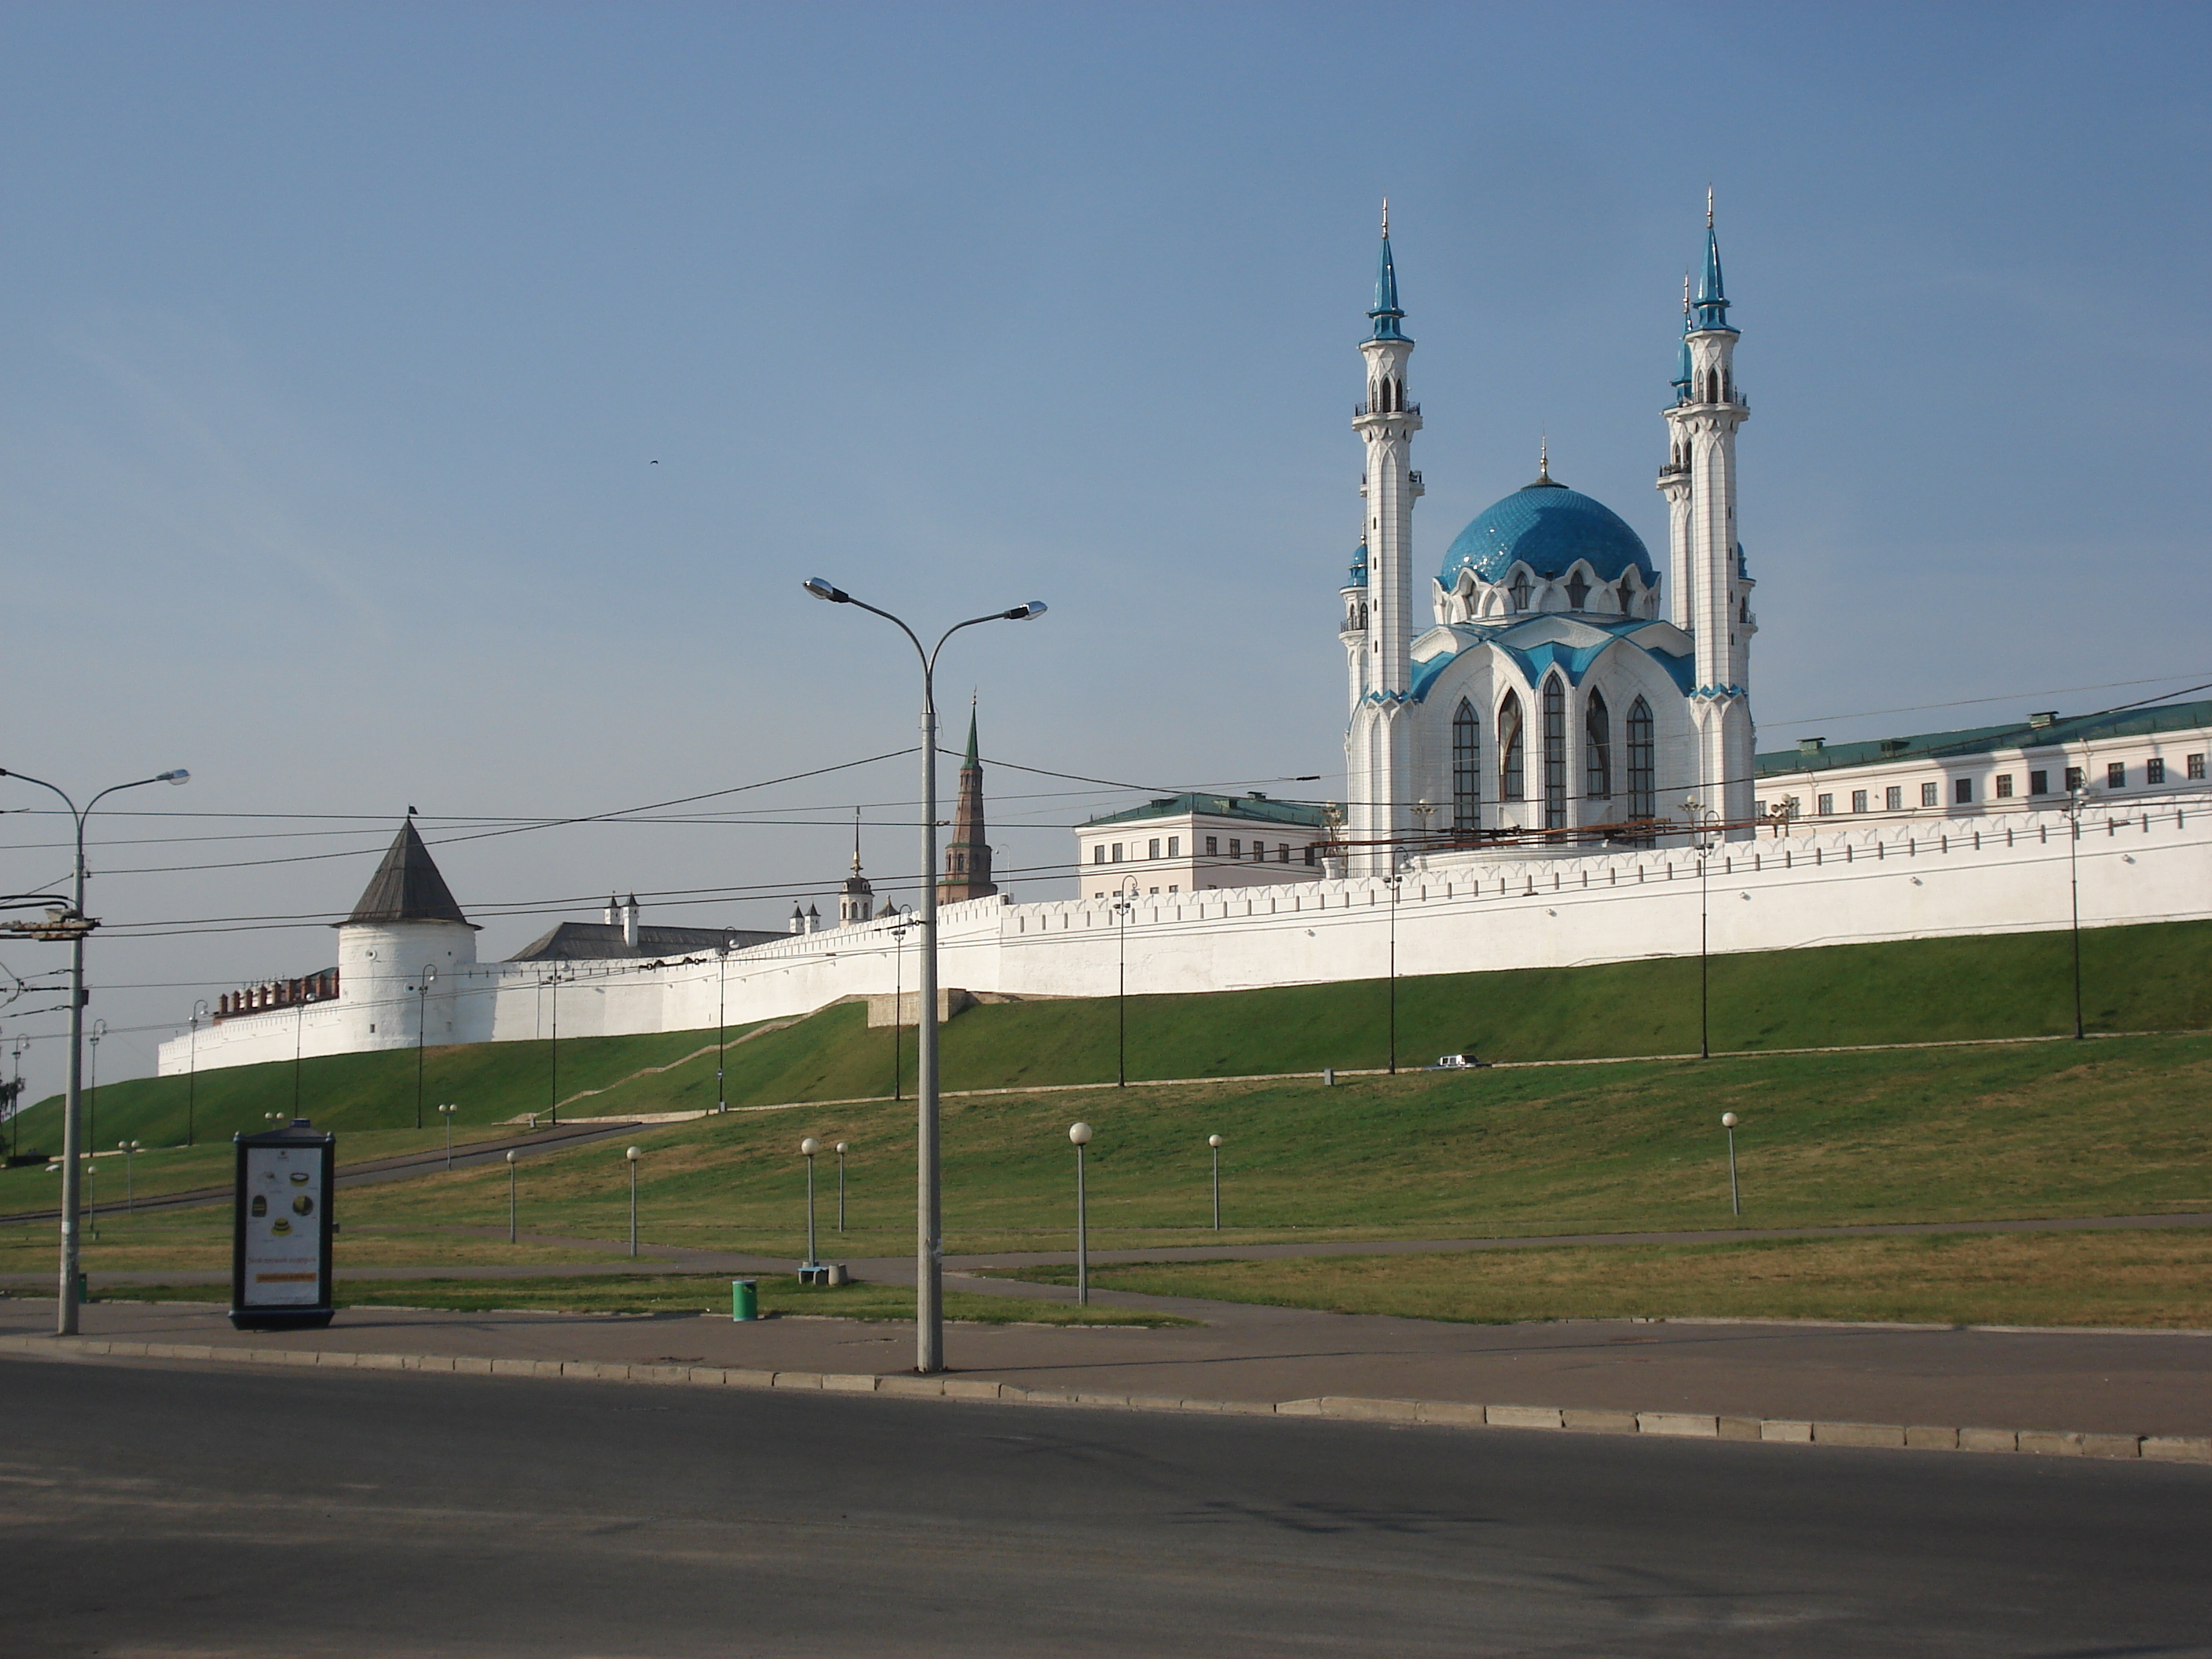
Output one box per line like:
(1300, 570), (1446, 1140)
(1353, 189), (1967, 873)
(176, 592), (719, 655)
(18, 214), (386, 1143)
(5, 1271), (2208, 1450)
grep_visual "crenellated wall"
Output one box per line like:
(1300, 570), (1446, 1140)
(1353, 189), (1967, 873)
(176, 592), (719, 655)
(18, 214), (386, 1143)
(157, 801), (2212, 1078)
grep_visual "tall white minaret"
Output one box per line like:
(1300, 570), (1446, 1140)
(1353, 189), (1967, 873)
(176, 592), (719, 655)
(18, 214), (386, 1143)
(1660, 192), (1757, 835)
(1345, 201), (1423, 874)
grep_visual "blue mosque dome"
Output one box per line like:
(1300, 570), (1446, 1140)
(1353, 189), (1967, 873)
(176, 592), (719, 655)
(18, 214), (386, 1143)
(1439, 470), (1657, 588)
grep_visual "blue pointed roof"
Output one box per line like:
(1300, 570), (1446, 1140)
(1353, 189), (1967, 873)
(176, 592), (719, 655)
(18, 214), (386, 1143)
(1368, 223), (1409, 342)
(1440, 474), (1657, 588)
(1692, 210), (1733, 332)
(1342, 539), (1369, 590)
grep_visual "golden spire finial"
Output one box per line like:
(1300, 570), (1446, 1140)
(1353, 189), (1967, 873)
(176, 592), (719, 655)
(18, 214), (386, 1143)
(1538, 430), (1550, 480)
(851, 806), (862, 874)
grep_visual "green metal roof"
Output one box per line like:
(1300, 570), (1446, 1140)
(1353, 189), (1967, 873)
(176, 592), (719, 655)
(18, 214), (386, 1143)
(1081, 793), (1330, 830)
(1755, 698), (2212, 779)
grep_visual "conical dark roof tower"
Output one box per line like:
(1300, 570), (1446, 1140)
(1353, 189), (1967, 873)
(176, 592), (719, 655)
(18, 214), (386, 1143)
(342, 819), (474, 928)
(939, 701), (997, 903)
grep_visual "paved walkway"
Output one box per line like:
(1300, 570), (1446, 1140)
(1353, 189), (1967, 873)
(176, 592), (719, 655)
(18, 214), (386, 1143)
(6, 1262), (2207, 1441)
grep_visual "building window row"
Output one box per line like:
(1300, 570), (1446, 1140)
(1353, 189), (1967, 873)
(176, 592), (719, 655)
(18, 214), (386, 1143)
(1807, 752), (2206, 817)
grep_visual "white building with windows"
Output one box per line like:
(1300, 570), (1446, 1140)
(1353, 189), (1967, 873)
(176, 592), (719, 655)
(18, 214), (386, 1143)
(1075, 793), (1331, 899)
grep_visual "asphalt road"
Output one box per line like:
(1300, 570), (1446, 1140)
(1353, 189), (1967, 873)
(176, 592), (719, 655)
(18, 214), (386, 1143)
(2, 1356), (2206, 1657)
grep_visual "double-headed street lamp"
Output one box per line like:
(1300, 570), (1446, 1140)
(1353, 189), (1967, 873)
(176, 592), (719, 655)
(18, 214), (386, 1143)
(413, 965), (438, 1130)
(716, 930), (739, 1113)
(185, 1001), (209, 1148)
(1683, 801), (1722, 1060)
(803, 577), (1047, 1375)
(1382, 873), (1404, 1075)
(1111, 874), (1140, 1087)
(0, 764), (189, 1335)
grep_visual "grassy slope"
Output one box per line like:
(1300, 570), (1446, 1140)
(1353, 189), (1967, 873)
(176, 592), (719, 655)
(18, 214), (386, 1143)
(10, 920), (2206, 1231)
(20, 921), (2210, 1152)
(319, 1030), (2212, 1256)
(1001, 1230), (2212, 1330)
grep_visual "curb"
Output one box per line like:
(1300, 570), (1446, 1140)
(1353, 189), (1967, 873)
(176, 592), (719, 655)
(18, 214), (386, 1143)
(5, 1333), (2207, 1467)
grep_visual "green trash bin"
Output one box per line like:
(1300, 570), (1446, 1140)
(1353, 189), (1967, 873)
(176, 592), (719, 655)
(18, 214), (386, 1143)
(731, 1279), (759, 1322)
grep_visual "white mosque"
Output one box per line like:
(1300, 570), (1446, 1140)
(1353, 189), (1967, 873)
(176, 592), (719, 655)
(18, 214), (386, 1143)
(156, 204), (2212, 1079)
(1340, 197), (1752, 871)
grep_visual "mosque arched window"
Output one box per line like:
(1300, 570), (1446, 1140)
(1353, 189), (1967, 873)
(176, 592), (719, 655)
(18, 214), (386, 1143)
(1566, 571), (1591, 610)
(1627, 697), (1657, 824)
(1541, 676), (1568, 830)
(1617, 577), (1635, 614)
(1451, 700), (1480, 830)
(1584, 690), (1613, 802)
(1498, 691), (1525, 802)
(1509, 573), (1532, 613)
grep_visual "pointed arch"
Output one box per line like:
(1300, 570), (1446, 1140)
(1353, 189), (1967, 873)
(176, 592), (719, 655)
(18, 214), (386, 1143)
(1498, 690), (1525, 803)
(1541, 675), (1568, 830)
(1627, 695), (1657, 822)
(1451, 699), (1481, 831)
(1584, 688), (1613, 802)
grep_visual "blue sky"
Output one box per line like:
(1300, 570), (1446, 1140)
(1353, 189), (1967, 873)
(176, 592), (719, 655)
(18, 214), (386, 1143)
(3, 2), (2207, 1090)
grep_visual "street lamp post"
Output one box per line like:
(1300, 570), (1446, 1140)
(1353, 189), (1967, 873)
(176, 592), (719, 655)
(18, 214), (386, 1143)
(8, 1037), (27, 1163)
(1112, 875), (1140, 1087)
(1684, 803), (1720, 1059)
(0, 764), (189, 1335)
(1068, 1122), (1093, 1305)
(543, 966), (575, 1124)
(800, 1137), (820, 1266)
(86, 1020), (107, 1240)
(505, 1150), (518, 1243)
(1383, 873), (1403, 1075)
(414, 965), (438, 1130)
(2067, 787), (2087, 1040)
(438, 1103), (458, 1169)
(889, 923), (909, 1102)
(1208, 1133), (1223, 1230)
(836, 1141), (849, 1232)
(119, 1141), (138, 1215)
(625, 1146), (641, 1258)
(716, 932), (737, 1113)
(803, 577), (1047, 1374)
(185, 1002), (208, 1148)
(1720, 1111), (1742, 1216)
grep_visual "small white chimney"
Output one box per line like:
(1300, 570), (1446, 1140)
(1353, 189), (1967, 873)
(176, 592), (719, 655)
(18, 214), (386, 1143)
(621, 893), (640, 949)
(789, 903), (804, 935)
(604, 894), (620, 927)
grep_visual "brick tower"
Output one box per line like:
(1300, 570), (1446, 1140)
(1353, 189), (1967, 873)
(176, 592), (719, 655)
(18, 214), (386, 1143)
(938, 701), (997, 902)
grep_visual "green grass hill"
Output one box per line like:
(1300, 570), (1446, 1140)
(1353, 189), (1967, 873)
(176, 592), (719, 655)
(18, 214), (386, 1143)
(11, 918), (2208, 1163)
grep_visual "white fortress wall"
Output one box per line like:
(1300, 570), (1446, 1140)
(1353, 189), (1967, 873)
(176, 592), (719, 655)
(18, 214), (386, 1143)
(157, 803), (2211, 1078)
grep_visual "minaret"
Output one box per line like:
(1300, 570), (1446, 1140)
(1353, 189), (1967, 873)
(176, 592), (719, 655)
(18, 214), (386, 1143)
(938, 700), (998, 903)
(1660, 192), (1757, 835)
(1345, 200), (1423, 875)
(839, 808), (875, 925)
(1659, 273), (1696, 632)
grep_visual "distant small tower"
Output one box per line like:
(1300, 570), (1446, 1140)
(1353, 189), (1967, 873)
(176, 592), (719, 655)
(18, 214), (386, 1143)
(939, 699), (998, 903)
(839, 809), (875, 926)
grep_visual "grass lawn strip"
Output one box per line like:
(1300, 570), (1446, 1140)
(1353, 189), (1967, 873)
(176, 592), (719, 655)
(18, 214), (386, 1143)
(86, 1273), (1193, 1327)
(999, 1229), (2212, 1330)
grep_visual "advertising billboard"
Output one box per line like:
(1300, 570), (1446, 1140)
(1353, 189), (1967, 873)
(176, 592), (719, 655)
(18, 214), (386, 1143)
(231, 1119), (335, 1330)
